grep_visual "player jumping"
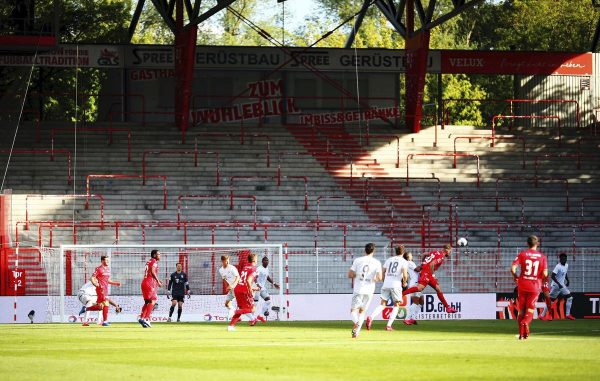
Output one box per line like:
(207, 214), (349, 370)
(139, 250), (163, 328)
(77, 279), (122, 326)
(401, 244), (458, 314)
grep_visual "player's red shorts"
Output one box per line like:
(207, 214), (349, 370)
(541, 281), (549, 293)
(96, 285), (107, 304)
(418, 269), (439, 288)
(517, 290), (538, 311)
(141, 279), (157, 301)
(234, 289), (254, 310)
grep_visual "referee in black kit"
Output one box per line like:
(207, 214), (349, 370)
(167, 263), (191, 322)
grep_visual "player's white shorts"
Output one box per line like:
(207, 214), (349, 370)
(77, 290), (97, 306)
(351, 293), (374, 310)
(549, 284), (571, 298)
(380, 287), (403, 303)
(254, 289), (270, 301)
(225, 289), (235, 303)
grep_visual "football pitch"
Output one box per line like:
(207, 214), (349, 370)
(0, 320), (598, 381)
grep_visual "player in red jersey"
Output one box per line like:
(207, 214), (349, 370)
(228, 252), (260, 331)
(89, 255), (121, 327)
(510, 235), (548, 340)
(138, 250), (163, 328)
(401, 244), (458, 314)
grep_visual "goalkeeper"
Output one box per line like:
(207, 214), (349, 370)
(167, 263), (191, 322)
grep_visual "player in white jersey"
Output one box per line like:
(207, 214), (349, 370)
(77, 279), (121, 326)
(403, 251), (423, 325)
(348, 242), (383, 338)
(540, 253), (575, 320)
(253, 256), (280, 322)
(366, 245), (408, 331)
(218, 255), (240, 320)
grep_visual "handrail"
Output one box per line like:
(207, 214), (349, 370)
(197, 132), (271, 167)
(230, 175), (309, 210)
(177, 194), (257, 230)
(495, 176), (569, 211)
(581, 197), (600, 218)
(407, 153), (480, 187)
(277, 151), (312, 184)
(0, 149), (72, 184)
(360, 175), (441, 210)
(449, 196), (525, 223)
(51, 127), (132, 162)
(25, 194), (105, 230)
(421, 203), (454, 249)
(533, 153), (588, 176)
(142, 148), (220, 185)
(86, 174), (167, 209)
(453, 135), (526, 169)
(492, 114), (562, 146)
(441, 98), (580, 129)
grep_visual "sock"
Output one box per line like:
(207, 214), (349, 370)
(351, 310), (359, 324)
(523, 310), (534, 325)
(97, 310), (102, 323)
(369, 305), (385, 320)
(83, 310), (90, 322)
(86, 305), (101, 311)
(263, 300), (271, 315)
(402, 286), (419, 296)
(177, 307), (182, 320)
(409, 303), (421, 320)
(436, 290), (450, 308)
(227, 307), (235, 320)
(356, 313), (365, 334)
(387, 306), (399, 327)
(230, 315), (241, 326)
(102, 305), (108, 322)
(169, 305), (175, 318)
(566, 297), (573, 315)
(140, 305), (147, 319)
(540, 305), (548, 318)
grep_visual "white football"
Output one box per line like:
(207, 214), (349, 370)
(457, 237), (468, 247)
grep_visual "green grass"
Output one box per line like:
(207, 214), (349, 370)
(0, 320), (599, 381)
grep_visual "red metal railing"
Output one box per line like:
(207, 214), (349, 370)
(533, 153), (590, 176)
(86, 174), (167, 209)
(492, 115), (562, 146)
(581, 197), (600, 218)
(406, 153), (480, 187)
(361, 133), (400, 168)
(449, 196), (525, 223)
(495, 176), (570, 211)
(229, 175), (309, 210)
(142, 148), (220, 185)
(177, 194), (257, 230)
(25, 194), (105, 230)
(442, 98), (580, 129)
(453, 135), (526, 169)
(0, 149), (72, 184)
(421, 203), (454, 248)
(51, 127), (132, 162)
(277, 151), (312, 183)
(196, 133), (271, 167)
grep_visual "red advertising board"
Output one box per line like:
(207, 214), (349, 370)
(442, 51), (592, 76)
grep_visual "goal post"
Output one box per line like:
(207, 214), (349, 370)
(48, 244), (285, 323)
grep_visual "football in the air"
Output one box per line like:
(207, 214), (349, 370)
(457, 237), (468, 247)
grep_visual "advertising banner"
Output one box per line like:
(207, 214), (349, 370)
(2, 293), (496, 323)
(496, 292), (600, 320)
(442, 51), (592, 76)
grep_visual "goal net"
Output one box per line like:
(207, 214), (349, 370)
(40, 244), (286, 323)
